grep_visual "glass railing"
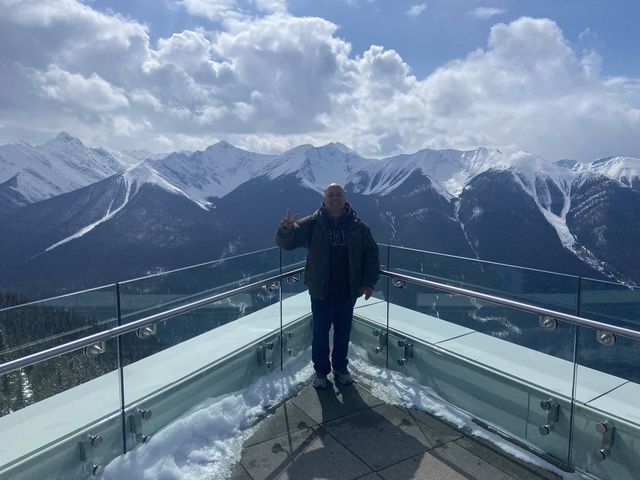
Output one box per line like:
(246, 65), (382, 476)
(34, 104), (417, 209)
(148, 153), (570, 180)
(0, 247), (312, 480)
(352, 245), (639, 480)
(1, 244), (638, 480)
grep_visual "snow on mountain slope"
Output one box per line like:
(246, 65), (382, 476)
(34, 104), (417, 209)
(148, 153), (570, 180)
(353, 147), (504, 197)
(152, 141), (277, 202)
(0, 133), (127, 203)
(264, 142), (372, 193)
(587, 156), (640, 189)
(43, 161), (208, 254)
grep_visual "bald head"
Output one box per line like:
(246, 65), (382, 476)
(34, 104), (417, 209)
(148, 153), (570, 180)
(323, 183), (346, 218)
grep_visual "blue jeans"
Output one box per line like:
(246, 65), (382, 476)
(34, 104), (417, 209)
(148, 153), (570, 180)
(310, 297), (355, 376)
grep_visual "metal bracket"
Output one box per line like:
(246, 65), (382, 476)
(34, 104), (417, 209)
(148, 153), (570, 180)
(83, 341), (106, 357)
(596, 330), (616, 347)
(539, 315), (558, 331)
(592, 422), (615, 461)
(372, 330), (387, 353)
(538, 399), (560, 435)
(257, 341), (275, 367)
(286, 275), (300, 284)
(136, 323), (157, 340)
(130, 408), (153, 445)
(397, 338), (414, 366)
(392, 279), (407, 289)
(79, 434), (104, 476)
(264, 281), (280, 292)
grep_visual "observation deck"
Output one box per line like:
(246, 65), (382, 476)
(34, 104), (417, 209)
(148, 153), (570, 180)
(1, 245), (638, 480)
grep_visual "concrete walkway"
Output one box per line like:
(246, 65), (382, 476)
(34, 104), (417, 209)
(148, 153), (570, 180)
(232, 376), (564, 480)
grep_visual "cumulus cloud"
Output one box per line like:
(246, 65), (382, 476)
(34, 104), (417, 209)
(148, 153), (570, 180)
(0, 0), (639, 162)
(470, 7), (506, 20)
(406, 4), (427, 17)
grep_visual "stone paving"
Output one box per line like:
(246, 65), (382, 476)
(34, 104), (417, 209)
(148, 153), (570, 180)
(232, 375), (565, 480)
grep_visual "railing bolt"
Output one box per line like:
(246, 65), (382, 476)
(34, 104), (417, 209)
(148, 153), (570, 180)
(597, 330), (616, 347)
(89, 435), (103, 448)
(539, 315), (558, 331)
(83, 342), (106, 357)
(538, 424), (553, 436)
(91, 464), (105, 476)
(593, 449), (607, 462)
(139, 408), (152, 420)
(136, 324), (157, 339)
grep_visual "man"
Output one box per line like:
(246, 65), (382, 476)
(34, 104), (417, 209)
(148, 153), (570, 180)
(275, 183), (380, 389)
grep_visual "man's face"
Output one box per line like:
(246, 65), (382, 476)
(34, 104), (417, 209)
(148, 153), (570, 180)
(323, 185), (346, 217)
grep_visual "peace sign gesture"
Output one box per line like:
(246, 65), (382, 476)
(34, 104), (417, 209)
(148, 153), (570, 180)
(280, 209), (297, 230)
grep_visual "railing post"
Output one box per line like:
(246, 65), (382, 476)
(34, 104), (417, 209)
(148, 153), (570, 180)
(279, 248), (284, 371)
(115, 282), (127, 454)
(385, 244), (391, 369)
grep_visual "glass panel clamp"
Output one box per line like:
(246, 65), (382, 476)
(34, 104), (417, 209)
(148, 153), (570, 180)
(592, 421), (615, 462)
(130, 408), (153, 445)
(538, 399), (560, 436)
(397, 338), (414, 366)
(392, 279), (407, 289)
(264, 281), (280, 292)
(372, 329), (387, 353)
(79, 433), (104, 476)
(596, 330), (616, 347)
(257, 341), (275, 368)
(83, 341), (106, 357)
(539, 315), (558, 331)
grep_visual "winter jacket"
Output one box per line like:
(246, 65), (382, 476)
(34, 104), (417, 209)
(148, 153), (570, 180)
(275, 203), (380, 300)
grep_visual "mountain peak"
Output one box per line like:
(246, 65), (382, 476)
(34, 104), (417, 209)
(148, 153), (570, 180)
(42, 132), (85, 149)
(318, 142), (356, 155)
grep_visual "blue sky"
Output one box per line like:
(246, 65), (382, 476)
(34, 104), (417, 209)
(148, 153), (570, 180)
(1, 0), (639, 161)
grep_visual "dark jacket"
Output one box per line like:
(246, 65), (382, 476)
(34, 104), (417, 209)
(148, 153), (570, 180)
(275, 203), (380, 300)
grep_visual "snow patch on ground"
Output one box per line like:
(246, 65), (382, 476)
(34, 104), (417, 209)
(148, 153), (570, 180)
(103, 352), (314, 480)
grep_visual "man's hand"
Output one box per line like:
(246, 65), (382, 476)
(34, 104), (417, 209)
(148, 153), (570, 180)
(279, 209), (297, 230)
(360, 286), (374, 300)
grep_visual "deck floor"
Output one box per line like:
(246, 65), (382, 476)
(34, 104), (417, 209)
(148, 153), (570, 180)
(231, 375), (564, 480)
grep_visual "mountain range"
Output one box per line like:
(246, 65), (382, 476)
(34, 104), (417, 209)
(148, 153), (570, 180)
(1, 133), (639, 301)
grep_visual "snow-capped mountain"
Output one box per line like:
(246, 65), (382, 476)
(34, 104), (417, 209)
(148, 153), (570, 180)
(587, 156), (640, 191)
(262, 142), (372, 193)
(1, 134), (639, 301)
(0, 133), (129, 213)
(152, 141), (277, 203)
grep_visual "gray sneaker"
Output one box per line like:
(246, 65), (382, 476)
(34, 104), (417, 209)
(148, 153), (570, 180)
(312, 373), (328, 389)
(333, 369), (353, 385)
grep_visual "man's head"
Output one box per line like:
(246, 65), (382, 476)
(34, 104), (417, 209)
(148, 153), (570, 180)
(323, 183), (346, 218)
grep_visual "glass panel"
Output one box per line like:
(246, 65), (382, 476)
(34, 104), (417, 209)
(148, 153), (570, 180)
(0, 338), (121, 479)
(0, 285), (119, 408)
(280, 246), (306, 272)
(389, 245), (580, 314)
(387, 248), (578, 465)
(281, 249), (312, 369)
(572, 279), (640, 480)
(117, 247), (280, 323)
(119, 285), (281, 451)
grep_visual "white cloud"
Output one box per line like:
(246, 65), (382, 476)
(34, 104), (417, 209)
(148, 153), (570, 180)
(0, 1), (639, 162)
(172, 0), (287, 22)
(470, 7), (506, 20)
(406, 4), (427, 17)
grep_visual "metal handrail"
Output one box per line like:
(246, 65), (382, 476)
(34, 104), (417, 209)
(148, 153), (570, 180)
(0, 267), (304, 377)
(382, 269), (640, 341)
(2, 264), (639, 377)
